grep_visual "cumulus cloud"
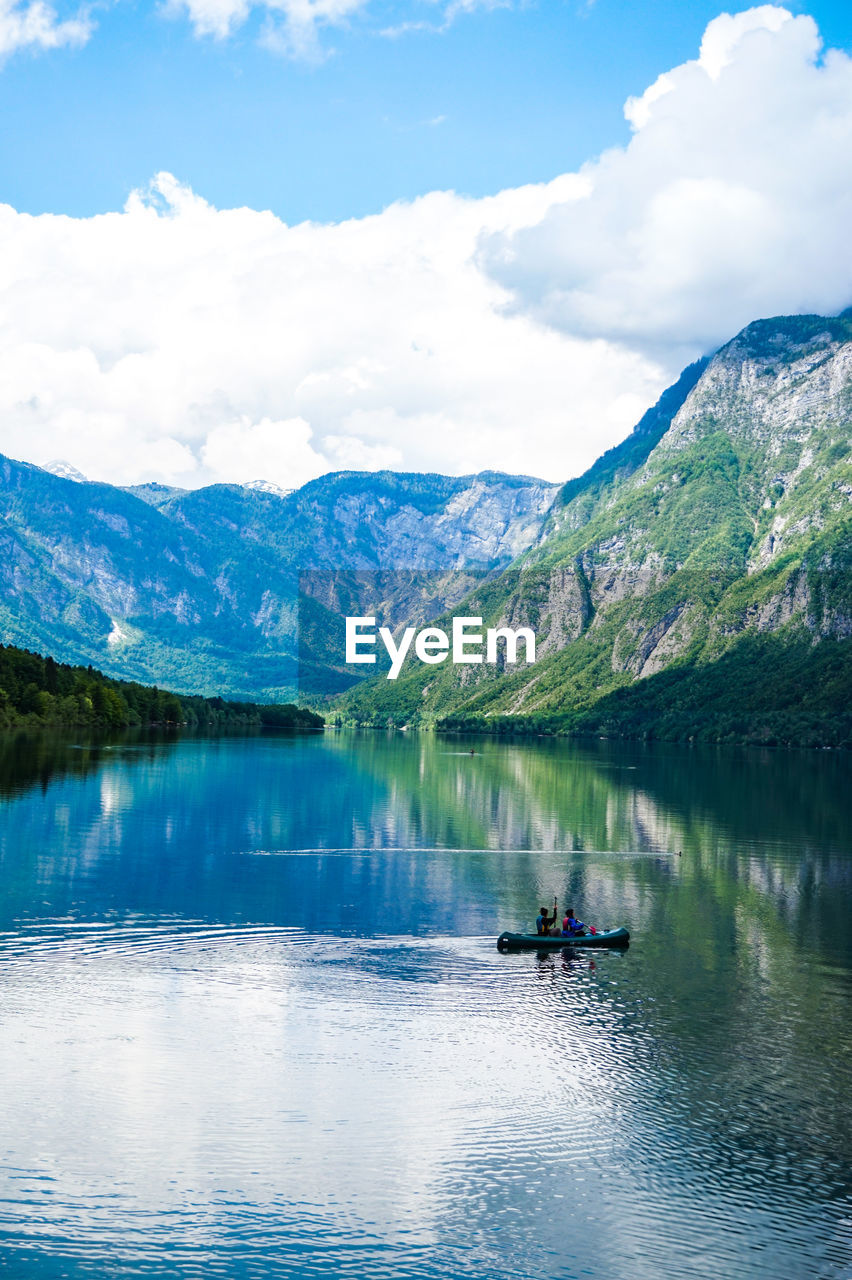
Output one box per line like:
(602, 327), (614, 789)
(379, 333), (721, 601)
(0, 169), (657, 488)
(1, 7), (851, 492)
(483, 6), (852, 358)
(0, 0), (91, 57)
(200, 416), (327, 484)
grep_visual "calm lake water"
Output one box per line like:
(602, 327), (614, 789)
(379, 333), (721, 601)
(0, 729), (850, 1279)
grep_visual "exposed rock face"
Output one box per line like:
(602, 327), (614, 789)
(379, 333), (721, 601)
(537, 314), (852, 638)
(341, 313), (852, 724)
(153, 470), (560, 573)
(0, 459), (558, 698)
(2, 312), (850, 712)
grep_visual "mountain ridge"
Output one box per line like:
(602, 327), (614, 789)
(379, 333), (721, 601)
(0, 457), (558, 698)
(1, 309), (849, 740)
(338, 312), (852, 741)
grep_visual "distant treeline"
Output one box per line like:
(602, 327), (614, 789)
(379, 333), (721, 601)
(437, 634), (852, 749)
(0, 644), (324, 732)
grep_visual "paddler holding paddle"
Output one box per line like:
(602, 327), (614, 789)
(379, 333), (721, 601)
(535, 897), (559, 936)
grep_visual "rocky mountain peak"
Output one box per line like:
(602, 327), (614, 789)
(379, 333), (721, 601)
(43, 460), (89, 483)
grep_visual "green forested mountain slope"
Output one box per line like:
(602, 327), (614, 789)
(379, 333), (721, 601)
(339, 314), (852, 744)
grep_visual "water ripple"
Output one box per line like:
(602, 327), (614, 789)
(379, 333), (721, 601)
(1, 736), (850, 1279)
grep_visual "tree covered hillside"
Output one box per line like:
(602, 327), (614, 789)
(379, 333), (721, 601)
(0, 644), (323, 732)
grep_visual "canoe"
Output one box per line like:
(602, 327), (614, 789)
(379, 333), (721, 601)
(497, 927), (630, 951)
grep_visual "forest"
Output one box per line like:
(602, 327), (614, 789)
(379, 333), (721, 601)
(436, 634), (852, 748)
(0, 643), (324, 732)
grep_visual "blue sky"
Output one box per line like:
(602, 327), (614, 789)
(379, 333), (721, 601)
(2, 0), (850, 222)
(1, 3), (851, 489)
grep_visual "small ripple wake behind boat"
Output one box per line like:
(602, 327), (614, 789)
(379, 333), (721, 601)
(497, 927), (630, 951)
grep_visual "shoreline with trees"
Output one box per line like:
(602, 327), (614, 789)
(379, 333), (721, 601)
(0, 643), (324, 733)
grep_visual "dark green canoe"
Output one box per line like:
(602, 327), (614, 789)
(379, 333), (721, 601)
(497, 927), (630, 951)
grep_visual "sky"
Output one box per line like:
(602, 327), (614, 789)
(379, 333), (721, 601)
(0, 0), (851, 488)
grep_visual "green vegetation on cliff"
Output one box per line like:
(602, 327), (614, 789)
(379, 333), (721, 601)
(0, 643), (323, 732)
(437, 633), (852, 748)
(335, 314), (852, 745)
(1, 312), (849, 748)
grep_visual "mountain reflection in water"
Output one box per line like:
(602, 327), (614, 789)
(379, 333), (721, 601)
(0, 730), (850, 1279)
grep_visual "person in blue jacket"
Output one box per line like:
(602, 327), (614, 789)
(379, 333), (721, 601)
(562, 908), (586, 937)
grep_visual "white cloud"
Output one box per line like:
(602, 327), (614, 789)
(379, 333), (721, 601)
(322, 433), (404, 472)
(165, 0), (368, 56)
(484, 6), (852, 358)
(1, 8), (851, 492)
(697, 4), (792, 79)
(0, 169), (654, 488)
(0, 0), (91, 57)
(200, 416), (328, 488)
(443, 0), (508, 19)
(379, 0), (507, 41)
(171, 0), (509, 53)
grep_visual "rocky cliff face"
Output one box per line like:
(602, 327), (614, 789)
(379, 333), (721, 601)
(150, 470), (559, 572)
(341, 313), (852, 726)
(2, 311), (849, 716)
(0, 461), (558, 698)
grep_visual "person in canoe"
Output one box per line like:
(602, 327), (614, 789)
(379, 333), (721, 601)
(562, 908), (595, 937)
(557, 911), (583, 942)
(536, 898), (559, 935)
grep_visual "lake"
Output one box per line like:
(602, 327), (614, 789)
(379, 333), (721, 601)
(0, 729), (850, 1279)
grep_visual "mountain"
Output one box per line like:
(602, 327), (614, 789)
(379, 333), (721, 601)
(0, 461), (558, 700)
(339, 313), (852, 745)
(2, 309), (849, 741)
(241, 480), (294, 498)
(44, 460), (89, 483)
